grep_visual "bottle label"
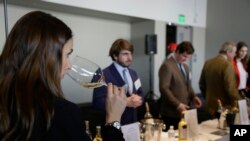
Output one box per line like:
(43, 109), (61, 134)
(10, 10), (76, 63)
(168, 130), (175, 138)
(180, 125), (187, 139)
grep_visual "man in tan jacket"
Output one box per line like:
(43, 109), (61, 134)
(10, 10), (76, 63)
(199, 41), (241, 117)
(159, 41), (202, 130)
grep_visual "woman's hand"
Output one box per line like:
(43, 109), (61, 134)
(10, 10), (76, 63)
(105, 83), (127, 123)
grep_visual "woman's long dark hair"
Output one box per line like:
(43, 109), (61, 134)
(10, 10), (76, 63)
(235, 41), (248, 70)
(0, 11), (72, 140)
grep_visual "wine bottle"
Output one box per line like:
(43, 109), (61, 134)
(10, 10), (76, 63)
(232, 100), (239, 113)
(216, 99), (223, 120)
(144, 102), (153, 119)
(219, 109), (228, 129)
(229, 100), (239, 125)
(144, 102), (154, 124)
(168, 125), (175, 139)
(93, 126), (103, 141)
(178, 112), (187, 141)
(84, 120), (92, 140)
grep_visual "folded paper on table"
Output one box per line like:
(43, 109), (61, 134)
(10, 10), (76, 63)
(121, 122), (140, 141)
(184, 109), (199, 140)
(238, 99), (249, 125)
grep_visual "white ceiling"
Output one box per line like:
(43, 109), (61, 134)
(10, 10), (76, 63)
(1, 0), (148, 23)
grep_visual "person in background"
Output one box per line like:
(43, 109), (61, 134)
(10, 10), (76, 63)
(159, 41), (202, 130)
(167, 42), (177, 59)
(230, 41), (249, 98)
(93, 38), (144, 125)
(0, 11), (126, 141)
(199, 41), (241, 118)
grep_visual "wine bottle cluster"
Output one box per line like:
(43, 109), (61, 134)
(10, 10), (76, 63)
(85, 120), (103, 141)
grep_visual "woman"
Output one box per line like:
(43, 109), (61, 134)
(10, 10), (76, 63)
(0, 11), (126, 141)
(231, 41), (249, 98)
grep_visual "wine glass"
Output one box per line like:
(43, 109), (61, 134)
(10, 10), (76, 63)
(67, 55), (107, 89)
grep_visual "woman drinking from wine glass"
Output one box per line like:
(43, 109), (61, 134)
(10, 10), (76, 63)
(0, 11), (126, 141)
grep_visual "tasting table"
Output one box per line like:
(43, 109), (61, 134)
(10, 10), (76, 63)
(160, 119), (230, 141)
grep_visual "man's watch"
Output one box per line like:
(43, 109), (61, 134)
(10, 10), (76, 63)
(105, 121), (121, 130)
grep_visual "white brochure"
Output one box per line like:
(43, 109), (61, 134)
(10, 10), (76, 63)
(121, 122), (141, 141)
(238, 99), (249, 125)
(184, 109), (199, 141)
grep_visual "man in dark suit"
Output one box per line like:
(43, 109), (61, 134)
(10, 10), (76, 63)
(159, 41), (202, 130)
(199, 41), (241, 117)
(92, 38), (144, 125)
